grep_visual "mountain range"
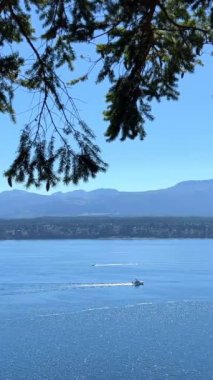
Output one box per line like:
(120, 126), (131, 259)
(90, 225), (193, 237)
(1, 179), (213, 218)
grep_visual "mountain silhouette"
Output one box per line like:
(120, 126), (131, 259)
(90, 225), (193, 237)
(1, 180), (213, 218)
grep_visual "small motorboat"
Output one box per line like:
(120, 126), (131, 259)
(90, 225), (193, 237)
(132, 279), (144, 287)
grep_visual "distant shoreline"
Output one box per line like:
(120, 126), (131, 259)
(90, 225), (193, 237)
(1, 216), (213, 239)
(1, 237), (213, 241)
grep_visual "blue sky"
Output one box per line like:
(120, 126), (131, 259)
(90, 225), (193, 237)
(0, 47), (212, 193)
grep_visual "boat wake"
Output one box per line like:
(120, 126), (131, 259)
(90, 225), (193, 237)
(39, 302), (153, 318)
(3, 300), (198, 322)
(72, 282), (133, 288)
(0, 281), (135, 295)
(93, 263), (139, 267)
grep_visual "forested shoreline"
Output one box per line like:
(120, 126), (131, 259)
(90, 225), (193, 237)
(1, 217), (213, 239)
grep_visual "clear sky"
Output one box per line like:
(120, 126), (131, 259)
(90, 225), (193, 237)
(0, 46), (212, 193)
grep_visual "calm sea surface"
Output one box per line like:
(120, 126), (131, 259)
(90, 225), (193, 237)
(0, 239), (213, 379)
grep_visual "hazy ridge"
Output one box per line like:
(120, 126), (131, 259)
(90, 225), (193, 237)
(1, 179), (213, 218)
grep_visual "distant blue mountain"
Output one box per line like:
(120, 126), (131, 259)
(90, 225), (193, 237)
(1, 180), (213, 218)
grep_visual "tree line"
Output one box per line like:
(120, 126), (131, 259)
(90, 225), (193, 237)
(1, 216), (213, 239)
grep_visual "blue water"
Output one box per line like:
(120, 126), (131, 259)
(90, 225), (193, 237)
(0, 239), (213, 379)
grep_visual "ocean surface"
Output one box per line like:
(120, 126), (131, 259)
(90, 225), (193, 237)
(0, 239), (213, 379)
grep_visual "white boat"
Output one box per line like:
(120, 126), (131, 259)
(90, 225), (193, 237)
(132, 279), (144, 287)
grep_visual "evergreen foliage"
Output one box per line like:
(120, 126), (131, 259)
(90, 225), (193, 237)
(0, 0), (212, 189)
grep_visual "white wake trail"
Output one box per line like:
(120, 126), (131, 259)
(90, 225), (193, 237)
(72, 282), (133, 288)
(93, 263), (139, 267)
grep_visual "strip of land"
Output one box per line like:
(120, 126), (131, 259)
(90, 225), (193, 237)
(1, 217), (213, 239)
